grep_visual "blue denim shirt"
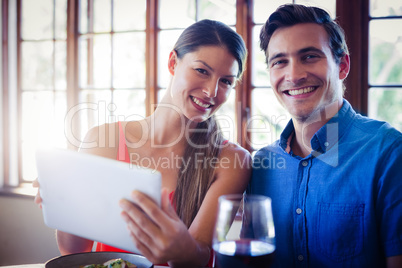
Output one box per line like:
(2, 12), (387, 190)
(248, 100), (402, 268)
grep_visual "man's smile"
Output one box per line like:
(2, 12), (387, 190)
(284, 86), (317, 96)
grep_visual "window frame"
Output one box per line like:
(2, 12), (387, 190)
(1, 0), (397, 195)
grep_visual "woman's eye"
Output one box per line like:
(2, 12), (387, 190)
(221, 79), (232, 86)
(196, 68), (208, 75)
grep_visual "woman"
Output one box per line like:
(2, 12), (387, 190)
(36, 19), (251, 267)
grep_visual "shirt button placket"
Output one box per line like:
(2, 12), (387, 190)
(297, 159), (308, 267)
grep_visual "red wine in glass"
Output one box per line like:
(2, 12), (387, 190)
(214, 239), (275, 268)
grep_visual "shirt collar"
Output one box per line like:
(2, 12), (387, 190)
(279, 99), (356, 155)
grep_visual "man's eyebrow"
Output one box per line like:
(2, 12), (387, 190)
(298, 46), (326, 56)
(268, 47), (326, 64)
(268, 53), (286, 65)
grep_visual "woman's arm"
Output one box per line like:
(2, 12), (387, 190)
(56, 230), (94, 255)
(119, 143), (252, 267)
(187, 143), (252, 257)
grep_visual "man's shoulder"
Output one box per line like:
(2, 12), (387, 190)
(344, 114), (402, 157)
(351, 114), (401, 140)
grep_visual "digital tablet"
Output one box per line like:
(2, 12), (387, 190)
(36, 148), (161, 254)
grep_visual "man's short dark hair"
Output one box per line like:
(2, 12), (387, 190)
(260, 4), (349, 64)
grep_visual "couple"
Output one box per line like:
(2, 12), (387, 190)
(35, 4), (402, 268)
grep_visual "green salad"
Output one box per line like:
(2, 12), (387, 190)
(82, 258), (137, 268)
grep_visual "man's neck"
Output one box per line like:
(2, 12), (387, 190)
(291, 100), (343, 158)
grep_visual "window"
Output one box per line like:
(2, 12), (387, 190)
(20, 0), (68, 183)
(368, 0), (402, 130)
(76, 0), (147, 142)
(2, 0), (401, 193)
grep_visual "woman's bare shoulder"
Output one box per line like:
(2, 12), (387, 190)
(220, 141), (252, 164)
(215, 141), (252, 183)
(79, 122), (120, 159)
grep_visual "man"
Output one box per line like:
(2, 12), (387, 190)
(247, 4), (402, 268)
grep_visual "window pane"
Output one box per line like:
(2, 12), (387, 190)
(158, 30), (184, 88)
(22, 0), (53, 40)
(158, 89), (167, 103)
(114, 0), (146, 31)
(79, 37), (89, 88)
(295, 0), (336, 18)
(252, 25), (270, 87)
(370, 0), (402, 17)
(253, 0), (291, 24)
(216, 90), (236, 143)
(369, 88), (402, 131)
(22, 91), (67, 181)
(113, 89), (146, 121)
(94, 0), (111, 32)
(369, 19), (402, 85)
(21, 41), (53, 90)
(159, 0), (195, 29)
(93, 35), (111, 87)
(198, 0), (236, 25)
(55, 41), (67, 90)
(250, 88), (289, 150)
(55, 0), (67, 40)
(80, 0), (89, 34)
(113, 33), (146, 88)
(79, 90), (113, 139)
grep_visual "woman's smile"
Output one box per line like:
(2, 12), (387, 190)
(190, 96), (214, 110)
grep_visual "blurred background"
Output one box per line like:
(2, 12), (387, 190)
(1, 0), (401, 265)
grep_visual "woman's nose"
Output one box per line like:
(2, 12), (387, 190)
(202, 80), (219, 98)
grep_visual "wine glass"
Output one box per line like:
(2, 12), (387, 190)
(213, 194), (276, 268)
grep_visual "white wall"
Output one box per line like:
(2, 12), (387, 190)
(0, 195), (60, 265)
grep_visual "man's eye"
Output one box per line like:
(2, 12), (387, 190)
(304, 54), (319, 60)
(271, 60), (285, 67)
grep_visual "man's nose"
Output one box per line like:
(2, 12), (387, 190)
(285, 61), (307, 84)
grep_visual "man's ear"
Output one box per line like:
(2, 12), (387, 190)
(339, 54), (350, 80)
(168, 50), (178, 76)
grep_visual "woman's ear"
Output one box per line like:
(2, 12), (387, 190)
(168, 50), (178, 76)
(339, 54), (350, 80)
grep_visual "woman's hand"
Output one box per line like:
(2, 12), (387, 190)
(119, 188), (208, 267)
(32, 179), (43, 209)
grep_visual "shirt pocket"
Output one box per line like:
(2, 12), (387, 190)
(315, 202), (365, 262)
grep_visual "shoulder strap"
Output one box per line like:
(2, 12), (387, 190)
(118, 121), (130, 163)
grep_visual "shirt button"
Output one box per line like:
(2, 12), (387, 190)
(298, 255), (304, 261)
(324, 141), (329, 147)
(296, 208), (302, 214)
(302, 161), (308, 167)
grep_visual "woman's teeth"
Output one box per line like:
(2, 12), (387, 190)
(192, 96), (211, 108)
(288, 86), (315, 96)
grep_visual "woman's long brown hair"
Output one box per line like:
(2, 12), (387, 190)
(173, 116), (224, 227)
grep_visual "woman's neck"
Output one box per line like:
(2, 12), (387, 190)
(146, 105), (195, 149)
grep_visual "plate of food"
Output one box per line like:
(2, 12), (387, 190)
(45, 252), (153, 268)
